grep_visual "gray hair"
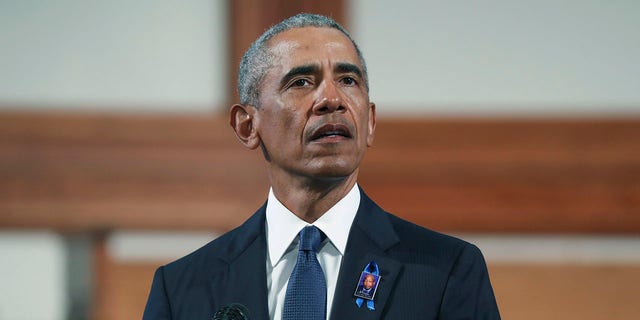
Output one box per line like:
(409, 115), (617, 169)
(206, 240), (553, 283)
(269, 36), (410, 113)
(237, 13), (369, 106)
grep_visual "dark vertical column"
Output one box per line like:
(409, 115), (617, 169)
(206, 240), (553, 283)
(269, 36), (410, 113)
(64, 233), (95, 320)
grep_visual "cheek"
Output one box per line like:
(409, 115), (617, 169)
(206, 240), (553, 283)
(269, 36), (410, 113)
(344, 85), (368, 103)
(354, 107), (371, 132)
(280, 110), (297, 132)
(345, 92), (370, 122)
(263, 107), (304, 142)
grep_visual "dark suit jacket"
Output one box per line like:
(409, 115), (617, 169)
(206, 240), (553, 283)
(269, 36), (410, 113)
(143, 189), (500, 319)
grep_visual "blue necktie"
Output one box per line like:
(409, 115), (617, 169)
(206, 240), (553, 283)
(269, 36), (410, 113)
(282, 225), (327, 320)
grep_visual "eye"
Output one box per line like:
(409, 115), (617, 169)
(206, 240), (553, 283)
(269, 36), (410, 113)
(340, 76), (357, 86)
(291, 78), (311, 87)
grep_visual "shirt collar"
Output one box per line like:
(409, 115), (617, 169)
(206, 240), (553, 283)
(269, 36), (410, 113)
(266, 183), (360, 268)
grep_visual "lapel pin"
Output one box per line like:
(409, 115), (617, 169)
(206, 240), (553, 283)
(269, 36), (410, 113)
(353, 261), (380, 310)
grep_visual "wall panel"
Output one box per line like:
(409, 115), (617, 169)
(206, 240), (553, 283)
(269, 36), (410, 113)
(1, 111), (638, 233)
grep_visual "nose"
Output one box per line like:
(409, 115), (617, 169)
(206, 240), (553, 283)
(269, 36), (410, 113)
(312, 80), (346, 115)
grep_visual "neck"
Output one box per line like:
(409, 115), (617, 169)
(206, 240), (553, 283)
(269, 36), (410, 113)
(269, 170), (358, 223)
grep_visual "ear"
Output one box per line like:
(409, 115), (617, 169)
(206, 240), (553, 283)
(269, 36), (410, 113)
(230, 104), (261, 150)
(366, 102), (376, 147)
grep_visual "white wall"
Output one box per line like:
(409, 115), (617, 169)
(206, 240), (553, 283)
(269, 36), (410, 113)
(0, 231), (67, 320)
(107, 230), (218, 262)
(350, 0), (640, 116)
(2, 1), (638, 115)
(0, 0), (226, 112)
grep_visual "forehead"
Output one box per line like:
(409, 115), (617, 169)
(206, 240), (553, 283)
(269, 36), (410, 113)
(266, 27), (361, 69)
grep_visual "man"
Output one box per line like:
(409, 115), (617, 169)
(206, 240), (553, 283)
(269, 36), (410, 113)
(143, 13), (500, 319)
(362, 275), (376, 291)
(355, 274), (378, 299)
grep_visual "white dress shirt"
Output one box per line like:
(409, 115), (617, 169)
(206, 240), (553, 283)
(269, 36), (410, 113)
(265, 184), (360, 320)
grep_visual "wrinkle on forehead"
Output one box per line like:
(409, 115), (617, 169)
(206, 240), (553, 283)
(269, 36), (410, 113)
(269, 39), (348, 57)
(323, 41), (346, 50)
(266, 27), (354, 61)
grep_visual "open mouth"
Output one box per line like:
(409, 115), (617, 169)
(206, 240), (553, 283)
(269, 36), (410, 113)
(309, 123), (353, 141)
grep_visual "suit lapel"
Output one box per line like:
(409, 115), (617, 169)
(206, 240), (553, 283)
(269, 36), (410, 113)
(330, 191), (403, 320)
(209, 205), (270, 319)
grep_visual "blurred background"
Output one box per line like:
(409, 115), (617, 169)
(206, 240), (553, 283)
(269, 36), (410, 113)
(1, 0), (639, 319)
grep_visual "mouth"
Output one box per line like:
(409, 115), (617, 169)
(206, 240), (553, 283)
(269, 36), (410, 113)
(309, 123), (353, 142)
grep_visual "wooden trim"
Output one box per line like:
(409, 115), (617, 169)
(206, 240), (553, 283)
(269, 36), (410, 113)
(490, 264), (640, 320)
(1, 111), (639, 233)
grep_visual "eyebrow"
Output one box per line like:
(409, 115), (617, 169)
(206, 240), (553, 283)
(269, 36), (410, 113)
(280, 64), (319, 88)
(334, 62), (363, 79)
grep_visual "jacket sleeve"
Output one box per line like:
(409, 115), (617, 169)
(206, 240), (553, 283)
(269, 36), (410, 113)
(143, 266), (172, 320)
(440, 243), (501, 319)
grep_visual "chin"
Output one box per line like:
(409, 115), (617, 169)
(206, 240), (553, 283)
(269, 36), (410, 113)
(306, 160), (359, 180)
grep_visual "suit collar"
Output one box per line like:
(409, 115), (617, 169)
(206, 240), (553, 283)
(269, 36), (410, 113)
(330, 189), (403, 320)
(351, 188), (400, 251)
(210, 203), (270, 319)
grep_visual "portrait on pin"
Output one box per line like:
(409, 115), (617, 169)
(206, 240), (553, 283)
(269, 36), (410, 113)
(353, 272), (380, 300)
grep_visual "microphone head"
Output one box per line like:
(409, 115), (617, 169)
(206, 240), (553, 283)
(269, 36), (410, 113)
(212, 303), (250, 320)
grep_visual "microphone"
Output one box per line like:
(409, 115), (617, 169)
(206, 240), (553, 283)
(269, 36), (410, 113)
(212, 303), (250, 320)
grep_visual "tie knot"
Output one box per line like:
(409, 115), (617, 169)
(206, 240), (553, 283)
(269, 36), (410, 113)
(299, 225), (323, 252)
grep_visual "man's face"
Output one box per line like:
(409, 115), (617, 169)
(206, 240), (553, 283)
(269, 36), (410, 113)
(363, 275), (375, 290)
(252, 27), (375, 180)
